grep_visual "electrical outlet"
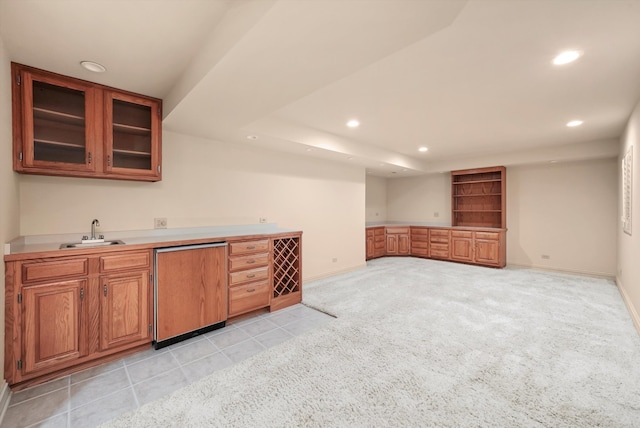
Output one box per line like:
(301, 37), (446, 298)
(259, 217), (267, 223)
(541, 254), (550, 260)
(434, 212), (439, 218)
(332, 258), (338, 263)
(154, 218), (167, 229)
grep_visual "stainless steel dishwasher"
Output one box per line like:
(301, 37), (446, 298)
(154, 242), (227, 349)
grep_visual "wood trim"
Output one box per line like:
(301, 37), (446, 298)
(616, 277), (640, 336)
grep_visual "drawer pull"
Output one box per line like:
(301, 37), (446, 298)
(246, 274), (255, 278)
(246, 288), (256, 293)
(246, 260), (256, 264)
(246, 245), (255, 249)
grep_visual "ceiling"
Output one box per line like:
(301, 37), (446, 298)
(2, 0), (640, 177)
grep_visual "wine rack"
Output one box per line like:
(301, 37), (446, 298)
(271, 235), (302, 311)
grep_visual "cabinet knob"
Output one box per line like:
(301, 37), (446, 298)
(103, 285), (107, 296)
(246, 288), (256, 293)
(246, 259), (255, 264)
(246, 274), (255, 278)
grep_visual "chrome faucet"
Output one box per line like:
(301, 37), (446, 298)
(91, 219), (100, 240)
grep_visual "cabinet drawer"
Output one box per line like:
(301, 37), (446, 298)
(430, 236), (450, 244)
(475, 231), (500, 240)
(374, 235), (385, 242)
(373, 228), (385, 236)
(451, 230), (473, 238)
(411, 228), (428, 236)
(411, 241), (429, 249)
(22, 258), (89, 283)
(430, 243), (449, 252)
(366, 229), (375, 238)
(229, 253), (269, 272)
(429, 229), (450, 237)
(386, 227), (409, 234)
(229, 266), (269, 286)
(411, 248), (429, 257)
(411, 234), (428, 242)
(228, 280), (270, 317)
(228, 240), (270, 256)
(100, 251), (151, 273)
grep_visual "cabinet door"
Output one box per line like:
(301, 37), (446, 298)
(398, 234), (410, 255)
(156, 246), (227, 342)
(17, 67), (98, 173)
(104, 91), (161, 180)
(451, 236), (473, 262)
(99, 271), (150, 351)
(475, 239), (501, 266)
(23, 280), (87, 375)
(366, 236), (375, 259)
(386, 235), (398, 255)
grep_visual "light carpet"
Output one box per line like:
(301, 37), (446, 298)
(103, 257), (640, 427)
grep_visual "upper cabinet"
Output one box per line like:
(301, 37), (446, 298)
(11, 63), (162, 181)
(451, 166), (506, 229)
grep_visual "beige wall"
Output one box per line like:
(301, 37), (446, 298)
(507, 159), (617, 276)
(365, 175), (387, 222)
(1, 39), (21, 386)
(19, 131), (366, 281)
(386, 173), (451, 224)
(382, 159), (617, 276)
(618, 97), (640, 331)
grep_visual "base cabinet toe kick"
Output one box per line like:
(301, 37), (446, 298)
(4, 231), (302, 389)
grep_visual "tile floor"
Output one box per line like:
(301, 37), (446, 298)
(2, 304), (334, 428)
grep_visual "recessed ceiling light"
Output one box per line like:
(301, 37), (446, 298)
(347, 156), (354, 160)
(80, 61), (106, 73)
(246, 135), (258, 140)
(402, 168), (407, 172)
(346, 120), (360, 128)
(379, 163), (385, 167)
(306, 148), (313, 152)
(566, 120), (583, 127)
(418, 147), (428, 152)
(552, 50), (581, 66)
(550, 160), (558, 163)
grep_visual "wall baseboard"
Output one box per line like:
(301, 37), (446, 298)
(507, 262), (615, 280)
(303, 262), (367, 283)
(0, 379), (11, 426)
(616, 277), (640, 336)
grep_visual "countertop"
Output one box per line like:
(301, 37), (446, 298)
(5, 223), (300, 261)
(365, 221), (506, 231)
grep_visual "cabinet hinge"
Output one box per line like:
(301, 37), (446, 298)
(80, 288), (84, 301)
(16, 74), (21, 86)
(18, 152), (23, 162)
(17, 293), (22, 304)
(149, 274), (153, 283)
(148, 325), (153, 333)
(17, 360), (22, 370)
(157, 165), (161, 174)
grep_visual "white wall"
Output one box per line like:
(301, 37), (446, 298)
(383, 159), (617, 276)
(386, 173), (451, 224)
(19, 131), (366, 281)
(618, 97), (640, 331)
(1, 38), (21, 389)
(365, 175), (387, 222)
(507, 159), (617, 276)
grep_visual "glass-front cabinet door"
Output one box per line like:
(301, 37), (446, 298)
(104, 91), (161, 180)
(20, 70), (98, 173)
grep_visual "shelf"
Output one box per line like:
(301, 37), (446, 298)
(113, 122), (151, 135)
(453, 193), (501, 197)
(34, 107), (84, 124)
(34, 138), (85, 149)
(454, 210), (502, 213)
(452, 179), (502, 185)
(113, 148), (151, 157)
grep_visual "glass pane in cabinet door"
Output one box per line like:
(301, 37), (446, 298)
(112, 100), (152, 170)
(32, 81), (86, 164)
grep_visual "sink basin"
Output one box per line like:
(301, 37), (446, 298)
(60, 240), (125, 249)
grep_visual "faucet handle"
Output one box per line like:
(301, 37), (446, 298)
(82, 235), (89, 240)
(99, 234), (104, 239)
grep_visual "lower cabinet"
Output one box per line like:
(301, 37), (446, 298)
(5, 250), (153, 388)
(367, 226), (505, 268)
(22, 279), (88, 376)
(227, 238), (271, 318)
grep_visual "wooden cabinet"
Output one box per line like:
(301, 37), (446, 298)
(227, 239), (271, 318)
(366, 227), (386, 260)
(22, 279), (88, 376)
(271, 234), (302, 311)
(5, 250), (153, 388)
(385, 227), (410, 256)
(429, 229), (450, 259)
(366, 229), (375, 259)
(450, 230), (474, 263)
(11, 62), (162, 181)
(452, 166), (506, 229)
(410, 227), (429, 258)
(474, 231), (504, 267)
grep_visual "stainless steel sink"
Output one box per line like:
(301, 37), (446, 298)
(60, 240), (125, 249)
